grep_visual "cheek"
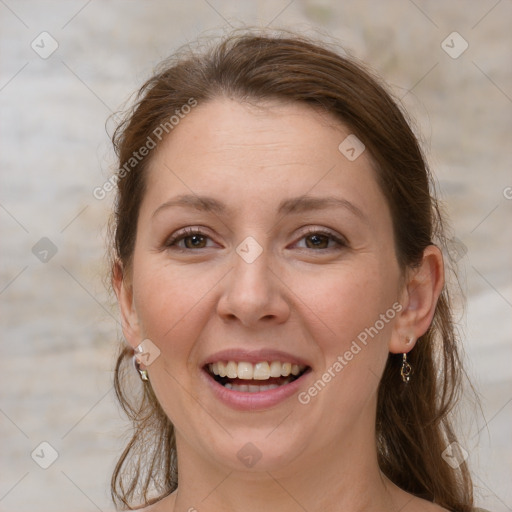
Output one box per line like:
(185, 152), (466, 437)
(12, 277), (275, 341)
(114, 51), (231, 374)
(130, 253), (234, 380)
(291, 263), (397, 347)
(293, 266), (397, 417)
(289, 263), (400, 410)
(130, 260), (223, 423)
(133, 262), (211, 345)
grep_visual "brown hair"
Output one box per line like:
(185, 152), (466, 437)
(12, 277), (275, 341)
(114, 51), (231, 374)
(109, 30), (473, 510)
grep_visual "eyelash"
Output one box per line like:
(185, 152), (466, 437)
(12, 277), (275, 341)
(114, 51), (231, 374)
(165, 228), (215, 250)
(164, 227), (347, 252)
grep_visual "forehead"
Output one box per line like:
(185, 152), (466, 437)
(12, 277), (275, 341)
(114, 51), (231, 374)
(155, 98), (351, 168)
(141, 97), (387, 222)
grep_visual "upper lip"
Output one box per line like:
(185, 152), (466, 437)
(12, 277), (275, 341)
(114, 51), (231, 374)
(201, 348), (311, 368)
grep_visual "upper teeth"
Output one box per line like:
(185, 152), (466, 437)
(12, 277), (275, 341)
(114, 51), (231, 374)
(208, 361), (305, 380)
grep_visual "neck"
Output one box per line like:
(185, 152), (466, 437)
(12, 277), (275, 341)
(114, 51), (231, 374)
(166, 422), (402, 512)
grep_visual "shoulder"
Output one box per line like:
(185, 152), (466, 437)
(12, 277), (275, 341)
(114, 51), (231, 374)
(137, 504), (165, 511)
(132, 502), (162, 511)
(136, 492), (177, 511)
(397, 495), (456, 512)
(405, 502), (492, 512)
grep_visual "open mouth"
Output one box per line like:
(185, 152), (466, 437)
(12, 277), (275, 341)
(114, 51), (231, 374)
(205, 361), (309, 393)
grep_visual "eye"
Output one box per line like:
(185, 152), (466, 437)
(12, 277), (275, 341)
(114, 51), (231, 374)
(294, 228), (347, 250)
(165, 228), (216, 250)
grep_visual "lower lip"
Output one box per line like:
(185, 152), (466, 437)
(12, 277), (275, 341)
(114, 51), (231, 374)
(201, 369), (309, 411)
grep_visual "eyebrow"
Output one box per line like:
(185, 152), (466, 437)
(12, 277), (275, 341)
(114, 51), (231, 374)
(277, 196), (367, 223)
(152, 194), (227, 218)
(152, 193), (368, 223)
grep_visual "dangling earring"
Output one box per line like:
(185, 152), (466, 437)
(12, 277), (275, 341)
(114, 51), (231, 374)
(400, 353), (412, 383)
(133, 355), (149, 381)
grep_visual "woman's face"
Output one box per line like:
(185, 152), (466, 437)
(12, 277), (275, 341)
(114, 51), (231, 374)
(119, 98), (409, 475)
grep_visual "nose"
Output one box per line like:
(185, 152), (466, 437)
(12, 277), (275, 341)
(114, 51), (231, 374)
(216, 245), (290, 328)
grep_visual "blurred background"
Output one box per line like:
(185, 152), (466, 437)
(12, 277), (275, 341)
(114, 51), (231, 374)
(1, 1), (511, 511)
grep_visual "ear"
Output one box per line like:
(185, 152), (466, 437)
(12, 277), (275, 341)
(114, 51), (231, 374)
(112, 260), (142, 350)
(389, 245), (445, 354)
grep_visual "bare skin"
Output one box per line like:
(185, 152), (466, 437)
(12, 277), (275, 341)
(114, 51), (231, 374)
(115, 98), (446, 512)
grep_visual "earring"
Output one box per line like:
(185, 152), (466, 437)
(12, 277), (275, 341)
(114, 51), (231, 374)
(400, 353), (412, 383)
(133, 355), (149, 382)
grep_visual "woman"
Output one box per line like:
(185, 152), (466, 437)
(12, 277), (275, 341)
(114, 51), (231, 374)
(109, 30), (477, 511)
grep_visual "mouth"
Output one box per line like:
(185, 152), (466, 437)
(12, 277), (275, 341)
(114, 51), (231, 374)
(204, 360), (310, 393)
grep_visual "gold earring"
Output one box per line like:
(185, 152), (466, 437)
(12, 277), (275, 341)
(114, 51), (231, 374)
(400, 353), (412, 383)
(133, 355), (149, 381)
